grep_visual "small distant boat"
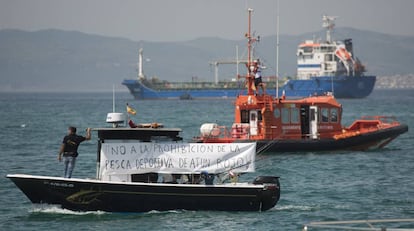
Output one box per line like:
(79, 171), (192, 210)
(280, 15), (376, 98)
(7, 112), (280, 212)
(195, 9), (408, 153)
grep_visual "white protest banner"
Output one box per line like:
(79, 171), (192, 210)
(99, 142), (256, 176)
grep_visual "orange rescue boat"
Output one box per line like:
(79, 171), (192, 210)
(195, 9), (408, 152)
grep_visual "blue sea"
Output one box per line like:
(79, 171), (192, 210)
(0, 89), (413, 230)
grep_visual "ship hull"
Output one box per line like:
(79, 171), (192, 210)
(122, 79), (243, 100)
(200, 124), (408, 153)
(255, 124), (408, 152)
(123, 75), (375, 99)
(281, 75), (376, 98)
(7, 174), (280, 212)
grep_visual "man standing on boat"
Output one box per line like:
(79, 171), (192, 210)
(253, 60), (265, 95)
(58, 126), (91, 178)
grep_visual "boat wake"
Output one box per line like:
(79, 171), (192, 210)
(273, 205), (316, 211)
(147, 210), (183, 214)
(29, 205), (184, 216)
(29, 205), (106, 216)
(273, 203), (353, 212)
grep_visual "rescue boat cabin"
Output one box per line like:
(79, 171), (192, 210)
(231, 94), (343, 141)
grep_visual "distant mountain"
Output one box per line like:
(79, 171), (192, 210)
(0, 28), (413, 92)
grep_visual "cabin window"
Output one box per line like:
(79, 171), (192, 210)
(325, 54), (333, 61)
(330, 108), (338, 122)
(281, 108), (290, 124)
(273, 108), (280, 118)
(303, 46), (313, 53)
(241, 110), (249, 123)
(290, 108), (300, 124)
(321, 108), (329, 123)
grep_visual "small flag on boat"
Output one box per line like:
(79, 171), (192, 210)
(126, 103), (137, 115)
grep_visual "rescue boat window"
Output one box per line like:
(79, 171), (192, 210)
(291, 108), (300, 124)
(257, 110), (262, 121)
(241, 110), (249, 123)
(330, 108), (338, 122)
(321, 108), (329, 123)
(281, 108), (290, 124)
(273, 108), (280, 118)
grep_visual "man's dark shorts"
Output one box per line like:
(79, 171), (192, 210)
(255, 77), (262, 87)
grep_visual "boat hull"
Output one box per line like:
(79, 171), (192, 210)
(200, 124), (408, 153)
(7, 174), (280, 212)
(123, 75), (375, 100)
(255, 124), (408, 152)
(122, 79), (243, 100)
(281, 75), (376, 98)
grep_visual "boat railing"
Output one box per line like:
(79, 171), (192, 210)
(346, 115), (400, 132)
(360, 115), (400, 125)
(198, 125), (236, 141)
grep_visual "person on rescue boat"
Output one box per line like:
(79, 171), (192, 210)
(252, 59), (265, 95)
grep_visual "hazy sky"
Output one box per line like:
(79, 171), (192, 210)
(1, 0), (414, 41)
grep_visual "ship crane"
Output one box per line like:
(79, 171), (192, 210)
(209, 60), (248, 84)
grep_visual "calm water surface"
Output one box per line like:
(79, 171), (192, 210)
(0, 89), (413, 230)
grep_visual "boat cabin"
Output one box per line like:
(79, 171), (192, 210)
(97, 116), (257, 185)
(233, 93), (343, 140)
(200, 93), (344, 142)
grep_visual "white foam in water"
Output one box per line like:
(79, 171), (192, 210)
(273, 205), (315, 211)
(147, 210), (182, 214)
(29, 205), (107, 215)
(29, 206), (182, 215)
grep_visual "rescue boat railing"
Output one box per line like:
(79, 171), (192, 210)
(360, 115), (400, 125)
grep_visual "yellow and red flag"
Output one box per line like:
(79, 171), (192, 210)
(126, 103), (137, 115)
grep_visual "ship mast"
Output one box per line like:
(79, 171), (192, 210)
(246, 8), (256, 96)
(322, 15), (338, 43)
(138, 48), (145, 79)
(275, 0), (280, 98)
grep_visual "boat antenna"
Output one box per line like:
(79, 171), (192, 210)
(275, 0), (280, 98)
(236, 45), (239, 78)
(112, 84), (116, 112)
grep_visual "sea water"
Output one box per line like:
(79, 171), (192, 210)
(0, 89), (413, 230)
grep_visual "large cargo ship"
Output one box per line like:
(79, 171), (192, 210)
(122, 49), (276, 100)
(123, 16), (375, 100)
(280, 15), (376, 98)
